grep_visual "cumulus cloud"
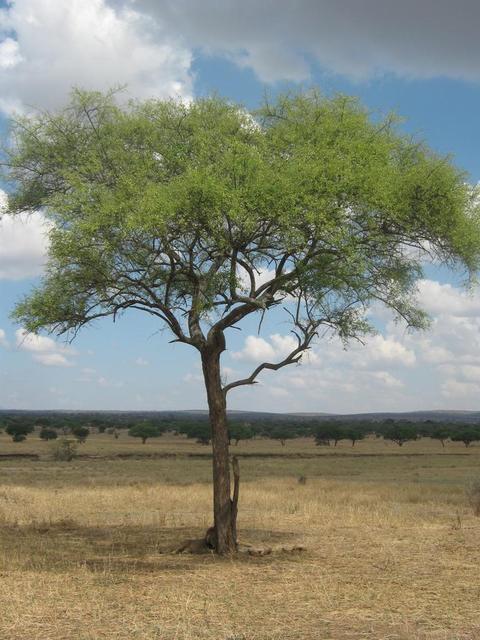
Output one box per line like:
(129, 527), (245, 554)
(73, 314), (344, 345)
(441, 378), (479, 400)
(135, 357), (149, 366)
(15, 328), (77, 367)
(126, 0), (480, 82)
(0, 0), (192, 114)
(2, 0), (477, 119)
(232, 333), (298, 362)
(224, 277), (480, 411)
(0, 189), (50, 280)
(366, 335), (416, 367)
(416, 279), (480, 317)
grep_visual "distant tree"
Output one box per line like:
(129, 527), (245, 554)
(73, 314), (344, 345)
(270, 425), (295, 446)
(229, 423), (254, 445)
(383, 423), (419, 447)
(314, 423), (343, 447)
(128, 422), (162, 444)
(430, 425), (451, 448)
(35, 417), (52, 428)
(6, 422), (35, 442)
(450, 427), (480, 448)
(39, 427), (58, 441)
(71, 425), (90, 444)
(344, 426), (365, 447)
(188, 423), (211, 445)
(90, 419), (107, 433)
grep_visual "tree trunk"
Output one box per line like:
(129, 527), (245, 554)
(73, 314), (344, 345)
(201, 348), (238, 554)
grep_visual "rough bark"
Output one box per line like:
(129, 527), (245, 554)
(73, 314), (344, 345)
(201, 346), (238, 554)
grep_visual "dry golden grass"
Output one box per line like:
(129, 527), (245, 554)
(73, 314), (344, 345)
(1, 433), (480, 639)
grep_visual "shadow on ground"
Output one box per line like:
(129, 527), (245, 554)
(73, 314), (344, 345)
(0, 522), (304, 574)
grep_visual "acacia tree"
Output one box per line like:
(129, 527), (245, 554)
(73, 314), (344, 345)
(3, 90), (480, 553)
(128, 422), (162, 444)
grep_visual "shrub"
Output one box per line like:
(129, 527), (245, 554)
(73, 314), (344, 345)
(51, 438), (77, 461)
(71, 425), (90, 443)
(5, 422), (34, 442)
(39, 427), (58, 441)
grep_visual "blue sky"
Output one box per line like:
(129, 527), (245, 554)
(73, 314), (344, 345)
(2, 0), (480, 412)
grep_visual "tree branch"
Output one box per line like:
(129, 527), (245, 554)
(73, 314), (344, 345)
(222, 326), (318, 396)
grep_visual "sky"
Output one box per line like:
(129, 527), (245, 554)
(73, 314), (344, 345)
(2, 0), (480, 413)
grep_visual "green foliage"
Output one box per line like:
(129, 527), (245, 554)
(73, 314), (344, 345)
(71, 425), (90, 443)
(181, 423), (211, 445)
(382, 423), (419, 446)
(39, 427), (58, 441)
(228, 422), (254, 445)
(429, 425), (451, 447)
(343, 427), (366, 447)
(269, 425), (296, 446)
(5, 421), (34, 442)
(314, 423), (344, 446)
(4, 88), (479, 379)
(450, 427), (480, 447)
(128, 422), (162, 444)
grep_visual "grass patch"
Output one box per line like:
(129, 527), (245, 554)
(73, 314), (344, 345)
(0, 433), (480, 638)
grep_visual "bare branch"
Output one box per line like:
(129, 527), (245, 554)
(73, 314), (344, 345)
(223, 325), (318, 395)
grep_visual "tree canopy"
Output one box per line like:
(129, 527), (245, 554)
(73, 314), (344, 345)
(4, 88), (480, 553)
(5, 90), (480, 368)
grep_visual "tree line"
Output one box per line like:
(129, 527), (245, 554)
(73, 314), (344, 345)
(1, 414), (480, 448)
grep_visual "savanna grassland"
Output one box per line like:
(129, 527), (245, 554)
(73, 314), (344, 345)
(1, 432), (480, 640)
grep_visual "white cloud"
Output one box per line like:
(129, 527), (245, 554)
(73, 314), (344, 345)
(370, 371), (404, 389)
(0, 0), (192, 114)
(364, 335), (416, 367)
(135, 357), (149, 366)
(232, 333), (298, 363)
(416, 279), (480, 317)
(33, 352), (72, 367)
(224, 278), (480, 411)
(0, 37), (22, 69)
(1, 0), (479, 124)
(129, 0), (480, 83)
(220, 365), (237, 382)
(15, 328), (77, 367)
(232, 335), (275, 362)
(0, 329), (9, 348)
(441, 379), (480, 399)
(0, 190), (50, 280)
(267, 385), (291, 398)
